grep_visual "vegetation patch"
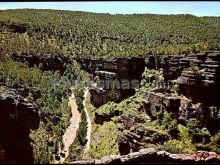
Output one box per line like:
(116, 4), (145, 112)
(1, 9), (220, 58)
(89, 121), (119, 159)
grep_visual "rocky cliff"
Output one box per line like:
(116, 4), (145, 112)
(143, 51), (220, 131)
(76, 51), (220, 163)
(77, 57), (145, 80)
(71, 148), (220, 164)
(117, 51), (220, 156)
(77, 57), (145, 107)
(0, 91), (40, 163)
(77, 51), (220, 109)
(7, 53), (72, 73)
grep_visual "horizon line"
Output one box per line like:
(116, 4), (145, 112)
(0, 7), (219, 17)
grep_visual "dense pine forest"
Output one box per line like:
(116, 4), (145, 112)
(0, 9), (220, 58)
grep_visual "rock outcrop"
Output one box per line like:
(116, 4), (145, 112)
(79, 51), (220, 161)
(90, 88), (135, 108)
(143, 88), (181, 118)
(71, 148), (220, 164)
(94, 109), (122, 125)
(77, 57), (145, 80)
(0, 84), (41, 101)
(118, 112), (170, 155)
(77, 51), (220, 109)
(143, 51), (220, 132)
(0, 92), (40, 163)
(77, 57), (145, 107)
(8, 53), (72, 73)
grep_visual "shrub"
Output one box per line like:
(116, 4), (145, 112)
(177, 124), (196, 153)
(163, 139), (186, 153)
(89, 121), (119, 159)
(209, 131), (220, 153)
(152, 130), (170, 144)
(187, 118), (211, 143)
(162, 112), (178, 137)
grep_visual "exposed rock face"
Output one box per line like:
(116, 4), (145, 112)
(142, 51), (220, 129)
(177, 52), (220, 106)
(145, 54), (188, 81)
(141, 86), (220, 133)
(143, 88), (181, 118)
(8, 53), (72, 73)
(118, 113), (170, 155)
(0, 84), (41, 101)
(77, 51), (220, 108)
(0, 82), (41, 100)
(112, 51), (220, 158)
(77, 57), (145, 107)
(71, 148), (220, 164)
(14, 86), (41, 100)
(82, 51), (220, 160)
(0, 93), (40, 163)
(77, 57), (145, 80)
(144, 51), (220, 105)
(90, 88), (135, 108)
(94, 109), (122, 125)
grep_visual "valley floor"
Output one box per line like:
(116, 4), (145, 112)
(55, 88), (91, 163)
(55, 92), (81, 163)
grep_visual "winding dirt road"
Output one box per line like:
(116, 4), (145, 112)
(83, 88), (91, 153)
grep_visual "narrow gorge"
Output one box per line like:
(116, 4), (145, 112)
(72, 51), (220, 164)
(1, 51), (220, 164)
(1, 8), (220, 164)
(54, 92), (81, 164)
(53, 88), (92, 163)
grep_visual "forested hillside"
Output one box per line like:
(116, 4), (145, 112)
(0, 57), (89, 163)
(0, 9), (220, 58)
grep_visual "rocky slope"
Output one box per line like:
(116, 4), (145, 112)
(0, 91), (40, 163)
(71, 148), (220, 164)
(117, 51), (220, 156)
(144, 51), (220, 130)
(75, 51), (220, 163)
(76, 57), (145, 107)
(6, 53), (72, 73)
(77, 51), (220, 109)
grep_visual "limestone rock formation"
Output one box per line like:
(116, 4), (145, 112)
(71, 148), (220, 164)
(8, 53), (72, 73)
(77, 51), (220, 109)
(78, 51), (220, 163)
(140, 51), (220, 133)
(77, 57), (145, 80)
(0, 92), (40, 163)
(0, 84), (41, 101)
(77, 57), (145, 107)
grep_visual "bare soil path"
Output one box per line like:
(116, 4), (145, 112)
(83, 88), (91, 153)
(58, 92), (81, 163)
(53, 88), (91, 164)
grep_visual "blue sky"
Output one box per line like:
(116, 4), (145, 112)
(0, 2), (220, 16)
